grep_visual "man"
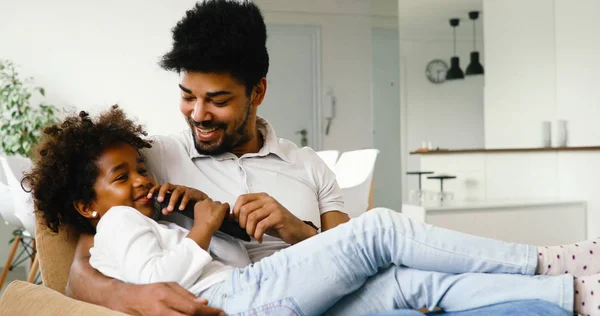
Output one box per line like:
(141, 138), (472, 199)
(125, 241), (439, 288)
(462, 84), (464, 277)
(66, 1), (349, 315)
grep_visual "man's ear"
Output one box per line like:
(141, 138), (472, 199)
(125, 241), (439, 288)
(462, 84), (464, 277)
(251, 77), (267, 108)
(73, 200), (96, 219)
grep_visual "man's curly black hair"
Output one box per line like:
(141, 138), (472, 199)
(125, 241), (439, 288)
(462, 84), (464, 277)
(160, 0), (269, 95)
(22, 105), (152, 235)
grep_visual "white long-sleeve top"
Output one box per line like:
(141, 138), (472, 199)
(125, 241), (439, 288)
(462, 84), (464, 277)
(89, 206), (233, 295)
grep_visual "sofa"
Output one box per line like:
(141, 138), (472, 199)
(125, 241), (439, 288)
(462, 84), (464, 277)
(0, 213), (570, 316)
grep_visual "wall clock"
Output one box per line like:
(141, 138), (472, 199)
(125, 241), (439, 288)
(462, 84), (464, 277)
(425, 59), (449, 84)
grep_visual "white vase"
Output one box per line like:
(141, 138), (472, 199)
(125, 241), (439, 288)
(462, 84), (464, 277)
(542, 121), (551, 147)
(556, 120), (568, 147)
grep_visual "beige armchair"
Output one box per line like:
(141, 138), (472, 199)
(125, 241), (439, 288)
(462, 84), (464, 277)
(0, 213), (125, 315)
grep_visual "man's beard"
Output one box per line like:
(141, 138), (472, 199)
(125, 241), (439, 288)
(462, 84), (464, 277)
(188, 102), (253, 156)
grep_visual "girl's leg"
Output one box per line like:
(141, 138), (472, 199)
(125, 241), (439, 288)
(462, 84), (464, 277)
(200, 208), (558, 315)
(537, 239), (600, 276)
(324, 266), (573, 316)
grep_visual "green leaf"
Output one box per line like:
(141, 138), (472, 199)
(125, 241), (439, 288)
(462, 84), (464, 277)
(0, 59), (61, 156)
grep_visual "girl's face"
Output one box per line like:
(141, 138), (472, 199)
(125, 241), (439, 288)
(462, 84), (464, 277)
(76, 143), (156, 221)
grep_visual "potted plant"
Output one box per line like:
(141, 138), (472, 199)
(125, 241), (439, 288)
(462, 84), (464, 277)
(0, 59), (60, 157)
(0, 60), (60, 280)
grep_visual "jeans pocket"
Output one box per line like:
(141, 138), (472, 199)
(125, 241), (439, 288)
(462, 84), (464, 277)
(230, 297), (305, 316)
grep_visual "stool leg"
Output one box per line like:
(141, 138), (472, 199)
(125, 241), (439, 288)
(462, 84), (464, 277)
(29, 239), (36, 269)
(0, 236), (22, 289)
(27, 256), (39, 283)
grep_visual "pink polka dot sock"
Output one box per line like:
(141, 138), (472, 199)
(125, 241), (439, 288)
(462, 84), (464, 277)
(574, 274), (600, 315)
(536, 239), (600, 277)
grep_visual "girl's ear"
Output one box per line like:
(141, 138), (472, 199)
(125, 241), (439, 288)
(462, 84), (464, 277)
(73, 200), (98, 219)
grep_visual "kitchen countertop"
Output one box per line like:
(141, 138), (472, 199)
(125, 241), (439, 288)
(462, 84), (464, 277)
(410, 146), (600, 155)
(418, 199), (587, 212)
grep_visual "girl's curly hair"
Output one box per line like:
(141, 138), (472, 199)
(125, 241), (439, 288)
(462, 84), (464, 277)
(22, 105), (152, 234)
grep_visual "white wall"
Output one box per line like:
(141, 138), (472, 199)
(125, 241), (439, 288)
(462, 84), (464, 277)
(1, 0), (378, 152)
(255, 0), (375, 151)
(397, 0), (485, 195)
(484, 0), (600, 148)
(554, 0), (600, 147)
(0, 0), (189, 136)
(479, 0), (600, 237)
(483, 0), (556, 148)
(402, 38), (485, 191)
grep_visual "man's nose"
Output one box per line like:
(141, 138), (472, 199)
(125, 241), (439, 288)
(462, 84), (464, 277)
(191, 100), (213, 122)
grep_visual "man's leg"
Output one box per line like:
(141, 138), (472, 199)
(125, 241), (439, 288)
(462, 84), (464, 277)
(366, 301), (570, 316)
(324, 266), (573, 316)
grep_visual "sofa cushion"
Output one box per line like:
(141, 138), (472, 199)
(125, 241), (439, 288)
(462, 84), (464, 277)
(35, 212), (80, 294)
(0, 280), (124, 315)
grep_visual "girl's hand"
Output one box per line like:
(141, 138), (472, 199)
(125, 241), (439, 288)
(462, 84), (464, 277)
(187, 198), (230, 250)
(147, 183), (209, 215)
(193, 198), (230, 234)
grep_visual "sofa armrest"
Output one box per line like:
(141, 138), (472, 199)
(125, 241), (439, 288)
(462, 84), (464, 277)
(0, 280), (127, 316)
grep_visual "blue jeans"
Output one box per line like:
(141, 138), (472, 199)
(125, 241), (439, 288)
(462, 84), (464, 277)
(369, 300), (570, 316)
(199, 208), (573, 315)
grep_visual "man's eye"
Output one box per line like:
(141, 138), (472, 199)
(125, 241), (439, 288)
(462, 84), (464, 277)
(212, 100), (228, 106)
(182, 96), (196, 102)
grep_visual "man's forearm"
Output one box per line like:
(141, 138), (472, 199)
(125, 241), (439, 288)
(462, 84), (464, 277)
(66, 233), (129, 311)
(65, 254), (127, 310)
(290, 211), (349, 244)
(290, 222), (318, 244)
(321, 211), (350, 231)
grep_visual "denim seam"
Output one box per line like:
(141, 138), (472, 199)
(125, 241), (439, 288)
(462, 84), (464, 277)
(560, 275), (565, 310)
(523, 245), (534, 275)
(393, 276), (411, 311)
(230, 297), (305, 316)
(562, 274), (574, 313)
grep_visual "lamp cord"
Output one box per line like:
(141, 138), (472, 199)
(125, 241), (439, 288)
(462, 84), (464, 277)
(453, 27), (457, 55)
(472, 21), (476, 51)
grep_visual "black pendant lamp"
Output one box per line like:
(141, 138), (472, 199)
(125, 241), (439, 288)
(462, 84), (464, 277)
(446, 18), (464, 80)
(465, 11), (484, 75)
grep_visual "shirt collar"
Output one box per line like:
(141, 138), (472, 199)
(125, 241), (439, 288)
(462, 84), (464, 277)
(187, 116), (291, 163)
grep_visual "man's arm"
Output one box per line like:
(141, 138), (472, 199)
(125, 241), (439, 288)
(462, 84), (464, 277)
(233, 193), (318, 244)
(320, 210), (350, 231)
(65, 233), (123, 306)
(66, 233), (224, 316)
(233, 149), (348, 244)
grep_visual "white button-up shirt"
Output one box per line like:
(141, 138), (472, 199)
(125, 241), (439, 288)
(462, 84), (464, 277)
(143, 117), (344, 267)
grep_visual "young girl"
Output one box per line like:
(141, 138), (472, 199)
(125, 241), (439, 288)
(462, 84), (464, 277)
(24, 106), (600, 315)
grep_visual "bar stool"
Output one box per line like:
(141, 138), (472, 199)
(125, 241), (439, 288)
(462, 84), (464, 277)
(427, 174), (457, 202)
(406, 171), (434, 203)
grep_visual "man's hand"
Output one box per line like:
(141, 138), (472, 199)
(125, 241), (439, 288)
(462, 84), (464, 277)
(233, 193), (317, 244)
(120, 282), (224, 316)
(148, 182), (209, 215)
